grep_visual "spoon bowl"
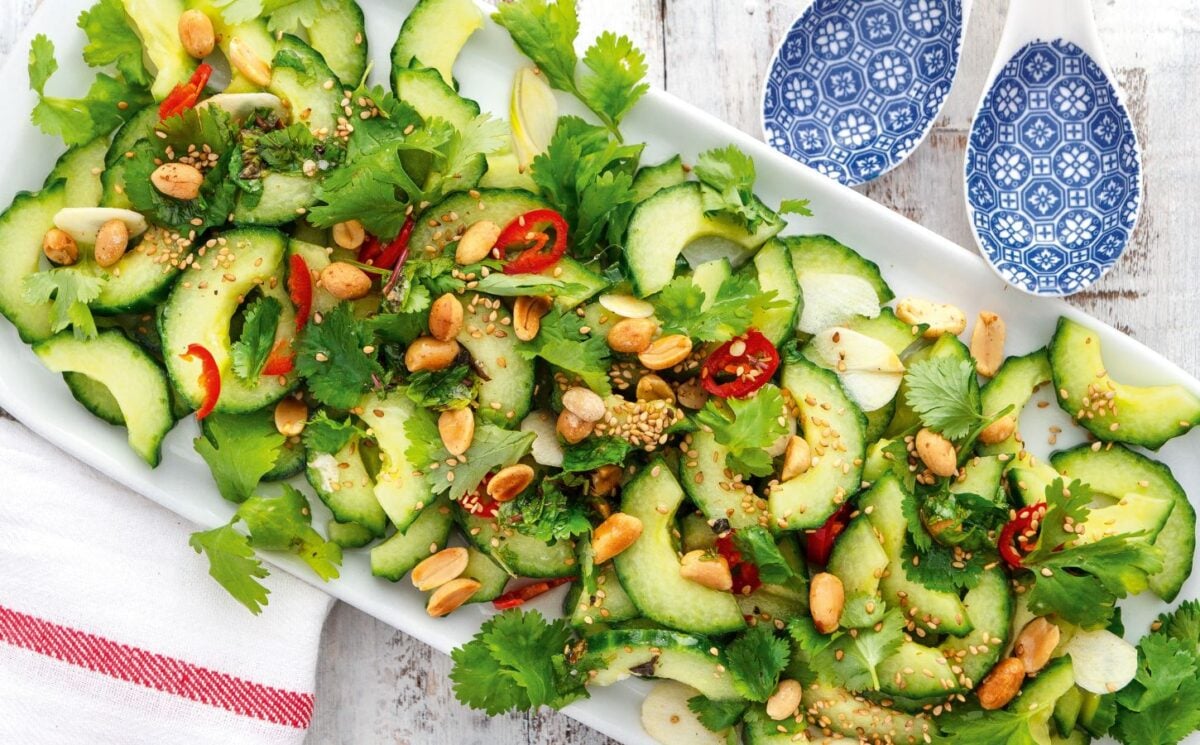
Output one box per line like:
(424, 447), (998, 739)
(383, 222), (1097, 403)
(763, 0), (970, 186)
(964, 0), (1142, 297)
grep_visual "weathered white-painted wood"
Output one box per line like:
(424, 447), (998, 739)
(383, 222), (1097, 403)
(2, 1), (1196, 743)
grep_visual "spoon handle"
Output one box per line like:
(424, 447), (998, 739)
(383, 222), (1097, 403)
(988, 0), (1107, 80)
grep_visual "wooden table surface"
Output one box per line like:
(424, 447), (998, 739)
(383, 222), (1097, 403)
(4, 1), (1197, 743)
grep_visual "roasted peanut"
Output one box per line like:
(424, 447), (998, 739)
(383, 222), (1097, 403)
(429, 293), (464, 342)
(971, 311), (1006, 378)
(638, 334), (693, 371)
(592, 512), (643, 564)
(590, 464), (623, 497)
(916, 428), (958, 478)
(321, 261), (372, 300)
(273, 397), (307, 437)
(675, 378), (709, 410)
(978, 414), (1017, 445)
(487, 464), (536, 502)
(42, 228), (78, 266)
(151, 163), (204, 200)
(895, 297), (967, 339)
(780, 436), (812, 482)
(411, 547), (470, 592)
(438, 408), (475, 456)
(405, 336), (460, 372)
(636, 374), (675, 404)
(556, 409), (594, 444)
(426, 578), (482, 617)
(513, 294), (552, 342)
(229, 36), (272, 87)
(765, 679), (803, 721)
(178, 9), (216, 59)
(680, 550), (733, 592)
(93, 219), (130, 268)
(562, 386), (606, 423)
(607, 317), (657, 354)
(978, 658), (1026, 710)
(455, 220), (501, 264)
(809, 572), (845, 634)
(1013, 617), (1061, 674)
(332, 219), (366, 251)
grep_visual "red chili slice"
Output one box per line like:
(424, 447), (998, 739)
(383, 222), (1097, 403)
(492, 577), (573, 610)
(180, 343), (220, 420)
(261, 339), (295, 376)
(999, 502), (1048, 568)
(159, 64), (213, 121)
(804, 501), (855, 566)
(495, 209), (569, 275)
(714, 532), (762, 595)
(287, 254), (313, 332)
(700, 329), (781, 399)
(460, 475), (499, 518)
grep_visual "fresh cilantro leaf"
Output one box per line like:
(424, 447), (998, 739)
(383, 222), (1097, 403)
(449, 609), (586, 714)
(499, 475), (591, 544)
(194, 413), (285, 503)
(427, 114), (509, 200)
(1157, 599), (1200, 654)
(904, 356), (987, 440)
(694, 384), (789, 477)
(693, 146), (781, 231)
(230, 296), (282, 381)
(366, 311), (426, 346)
(309, 150), (414, 240)
(77, 0), (151, 87)
(577, 31), (650, 129)
(302, 411), (360, 454)
(23, 268), (105, 339)
(901, 488), (933, 552)
(408, 415), (535, 502)
(561, 437), (633, 473)
(778, 198), (813, 217)
(519, 307), (612, 394)
(789, 611), (904, 692)
(725, 624), (790, 702)
(898, 486), (1004, 592)
(687, 695), (748, 731)
(1111, 619), (1200, 745)
(296, 303), (384, 409)
(654, 272), (786, 343)
(733, 527), (794, 585)
(404, 365), (478, 411)
(901, 539), (987, 593)
(236, 484), (342, 581)
(473, 273), (587, 298)
(188, 523), (271, 615)
(935, 708), (1041, 745)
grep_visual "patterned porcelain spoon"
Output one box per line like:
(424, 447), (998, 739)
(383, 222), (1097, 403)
(964, 0), (1143, 296)
(763, 0), (971, 186)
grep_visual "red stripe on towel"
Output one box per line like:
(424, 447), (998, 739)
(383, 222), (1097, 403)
(0, 604), (313, 728)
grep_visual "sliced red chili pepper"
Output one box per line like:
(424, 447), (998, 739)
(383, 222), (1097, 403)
(492, 577), (574, 610)
(495, 209), (569, 275)
(999, 502), (1048, 568)
(460, 474), (499, 518)
(180, 343), (220, 420)
(287, 254), (313, 332)
(375, 217), (415, 270)
(804, 501), (855, 566)
(261, 339), (295, 376)
(701, 329), (781, 399)
(714, 532), (762, 595)
(159, 64), (213, 121)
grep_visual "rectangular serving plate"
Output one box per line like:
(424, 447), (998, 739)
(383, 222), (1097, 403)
(0, 2), (1194, 743)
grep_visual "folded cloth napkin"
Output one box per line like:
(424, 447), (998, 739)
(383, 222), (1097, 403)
(0, 418), (334, 745)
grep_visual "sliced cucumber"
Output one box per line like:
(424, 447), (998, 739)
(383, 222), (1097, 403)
(1007, 455), (1062, 508)
(749, 239), (800, 346)
(1011, 657), (1076, 745)
(680, 429), (769, 530)
(306, 437), (388, 537)
(327, 519), (376, 549)
(769, 358), (866, 531)
(369, 499), (453, 581)
(953, 455), (1005, 502)
(741, 704), (807, 744)
(0, 183), (66, 342)
(799, 682), (932, 744)
(1050, 317), (1200, 449)
(980, 348), (1053, 456)
(614, 460), (745, 635)
(160, 227), (298, 413)
(564, 562), (639, 628)
(691, 257), (732, 305)
(34, 331), (174, 466)
(122, 0), (194, 100)
(546, 256), (608, 310)
(101, 107), (158, 210)
(458, 510), (576, 578)
(886, 334), (972, 437)
(234, 172), (319, 226)
(736, 580), (808, 627)
(263, 438), (306, 481)
(46, 138), (108, 208)
(92, 229), (194, 315)
(358, 393), (433, 533)
(270, 34), (343, 134)
(409, 189), (547, 253)
(631, 156), (689, 203)
(305, 0), (368, 85)
(1053, 684), (1084, 737)
(581, 628), (740, 700)
(393, 67), (486, 189)
(827, 516), (887, 628)
(937, 567), (1013, 691)
(63, 371), (125, 426)
(390, 0), (484, 88)
(785, 234), (893, 335)
(462, 546), (510, 603)
(1052, 444), (1194, 601)
(625, 182), (783, 297)
(452, 296), (533, 428)
(287, 238), (358, 314)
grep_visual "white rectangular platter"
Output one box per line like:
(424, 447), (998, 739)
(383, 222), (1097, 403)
(0, 2), (1196, 744)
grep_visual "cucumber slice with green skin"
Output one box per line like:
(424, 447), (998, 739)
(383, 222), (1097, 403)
(741, 704), (808, 744)
(358, 393), (435, 533)
(369, 498), (453, 581)
(63, 371), (126, 426)
(933, 566), (1013, 692)
(827, 516), (888, 628)
(547, 256), (608, 310)
(270, 34), (343, 134)
(1054, 685), (1084, 737)
(876, 637), (964, 701)
(306, 437), (388, 537)
(327, 519), (376, 549)
(234, 173), (319, 226)
(980, 348), (1053, 456)
(564, 562), (639, 628)
(263, 439), (306, 481)
(160, 227), (298, 413)
(458, 511), (577, 578)
(46, 138), (108, 208)
(625, 182), (784, 297)
(392, 67), (486, 190)
(1077, 689), (1118, 738)
(101, 107), (159, 210)
(0, 183), (66, 343)
(680, 430), (769, 530)
(452, 296), (533, 428)
(581, 628), (740, 700)
(886, 333), (972, 438)
(864, 399), (897, 443)
(858, 475), (972, 637)
(1052, 444), (1194, 601)
(409, 188), (547, 253)
(749, 239), (800, 346)
(390, 0), (484, 88)
(736, 581), (808, 626)
(122, 0), (194, 100)
(462, 546), (509, 603)
(845, 308), (924, 356)
(631, 156), (689, 203)
(91, 230), (195, 315)
(1012, 657), (1077, 745)
(784, 234), (893, 336)
(798, 682), (932, 744)
(691, 257), (732, 305)
(615, 460), (745, 635)
(769, 358), (866, 531)
(305, 0), (368, 86)
(34, 331), (174, 467)
(287, 238), (362, 315)
(952, 455), (1005, 502)
(1050, 317), (1200, 449)
(1007, 455), (1062, 507)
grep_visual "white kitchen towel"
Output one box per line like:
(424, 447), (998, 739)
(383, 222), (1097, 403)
(0, 418), (335, 745)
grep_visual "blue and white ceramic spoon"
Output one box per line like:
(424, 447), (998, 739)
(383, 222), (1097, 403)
(763, 0), (971, 186)
(964, 0), (1143, 297)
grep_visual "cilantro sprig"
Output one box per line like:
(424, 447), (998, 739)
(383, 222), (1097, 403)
(654, 272), (786, 343)
(295, 303), (385, 409)
(724, 624), (791, 702)
(231, 297), (283, 381)
(694, 384), (789, 477)
(904, 356), (1012, 441)
(518, 306), (612, 394)
(790, 611), (904, 693)
(498, 474), (591, 544)
(194, 412), (286, 503)
(23, 268), (105, 340)
(1111, 600), (1200, 744)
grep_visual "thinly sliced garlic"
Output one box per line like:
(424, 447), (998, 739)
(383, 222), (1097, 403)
(640, 681), (729, 745)
(809, 327), (905, 374)
(796, 273), (880, 334)
(599, 293), (655, 319)
(1065, 628), (1138, 695)
(519, 410), (564, 468)
(510, 67), (558, 168)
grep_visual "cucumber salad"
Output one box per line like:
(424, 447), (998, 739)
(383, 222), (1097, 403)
(5, 0), (1200, 743)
